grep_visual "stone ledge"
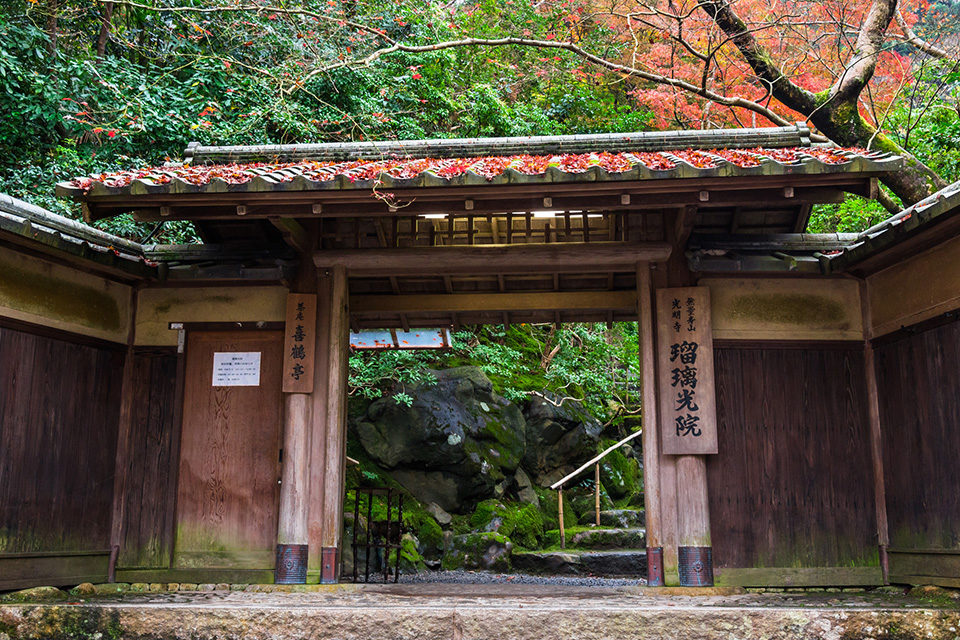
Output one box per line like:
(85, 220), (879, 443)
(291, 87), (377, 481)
(2, 586), (959, 640)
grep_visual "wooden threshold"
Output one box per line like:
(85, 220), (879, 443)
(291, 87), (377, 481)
(714, 566), (883, 588)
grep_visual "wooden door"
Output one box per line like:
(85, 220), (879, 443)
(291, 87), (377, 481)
(174, 330), (283, 569)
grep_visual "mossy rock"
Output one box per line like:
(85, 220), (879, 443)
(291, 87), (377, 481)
(469, 499), (544, 549)
(534, 486), (577, 531)
(403, 509), (444, 561)
(352, 366), (526, 513)
(542, 526), (601, 550)
(389, 533), (427, 573)
(443, 531), (513, 571)
(598, 443), (641, 500)
(1, 586), (67, 602)
(568, 484), (614, 521)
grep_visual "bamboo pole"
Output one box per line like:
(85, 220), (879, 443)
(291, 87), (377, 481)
(595, 463), (601, 526)
(558, 487), (565, 549)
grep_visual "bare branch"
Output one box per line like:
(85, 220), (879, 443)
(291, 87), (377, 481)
(894, 9), (953, 60)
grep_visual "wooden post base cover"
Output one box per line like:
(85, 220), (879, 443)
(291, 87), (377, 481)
(678, 546), (713, 587)
(320, 546), (339, 584)
(646, 546), (664, 586)
(275, 544), (308, 584)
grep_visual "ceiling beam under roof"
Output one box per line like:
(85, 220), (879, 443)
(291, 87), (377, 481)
(313, 241), (671, 276)
(350, 290), (638, 315)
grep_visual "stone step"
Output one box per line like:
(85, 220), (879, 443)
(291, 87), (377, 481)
(578, 508), (645, 528)
(568, 528), (646, 550)
(512, 550), (647, 577)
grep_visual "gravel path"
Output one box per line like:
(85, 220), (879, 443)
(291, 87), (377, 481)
(397, 569), (647, 587)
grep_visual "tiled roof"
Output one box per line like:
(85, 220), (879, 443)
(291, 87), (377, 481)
(181, 124), (815, 163)
(827, 178), (960, 271)
(59, 146), (899, 199)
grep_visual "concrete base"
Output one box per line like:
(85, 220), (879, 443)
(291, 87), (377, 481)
(2, 584), (958, 640)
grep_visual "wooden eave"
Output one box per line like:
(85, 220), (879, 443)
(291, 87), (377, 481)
(69, 172), (884, 223)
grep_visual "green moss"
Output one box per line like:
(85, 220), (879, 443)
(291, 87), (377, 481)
(10, 606), (125, 640)
(404, 510), (443, 552)
(540, 525), (602, 551)
(728, 293), (846, 326)
(534, 487), (577, 531)
(469, 499), (544, 549)
(389, 535), (427, 573)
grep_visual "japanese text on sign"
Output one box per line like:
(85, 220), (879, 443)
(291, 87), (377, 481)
(212, 352), (262, 387)
(282, 293), (317, 393)
(656, 287), (718, 455)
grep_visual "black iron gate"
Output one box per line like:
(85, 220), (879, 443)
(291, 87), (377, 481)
(350, 487), (405, 583)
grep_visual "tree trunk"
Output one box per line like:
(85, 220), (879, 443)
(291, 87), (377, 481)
(44, 0), (58, 60)
(96, 1), (115, 60)
(808, 99), (946, 205)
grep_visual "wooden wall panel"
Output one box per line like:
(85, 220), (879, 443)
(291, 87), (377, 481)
(875, 319), (960, 553)
(174, 330), (283, 569)
(707, 344), (877, 570)
(0, 323), (124, 556)
(116, 349), (179, 569)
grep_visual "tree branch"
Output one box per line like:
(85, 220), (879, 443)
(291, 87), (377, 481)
(695, 0), (818, 114)
(298, 36), (800, 128)
(833, 0), (898, 102)
(894, 9), (953, 60)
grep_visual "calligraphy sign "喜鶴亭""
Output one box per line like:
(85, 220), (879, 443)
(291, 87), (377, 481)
(282, 293), (317, 393)
(656, 287), (718, 455)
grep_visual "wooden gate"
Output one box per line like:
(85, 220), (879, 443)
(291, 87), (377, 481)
(174, 330), (284, 570)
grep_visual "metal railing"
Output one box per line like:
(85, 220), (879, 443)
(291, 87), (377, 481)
(549, 428), (644, 548)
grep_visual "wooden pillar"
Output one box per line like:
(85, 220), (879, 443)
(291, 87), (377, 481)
(637, 263), (664, 586)
(676, 455), (713, 586)
(107, 285), (139, 583)
(650, 263), (680, 584)
(859, 278), (890, 582)
(275, 275), (319, 584)
(307, 273), (333, 580)
(275, 392), (312, 583)
(319, 265), (350, 583)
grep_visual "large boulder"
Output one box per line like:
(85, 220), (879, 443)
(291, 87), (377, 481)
(352, 367), (526, 513)
(521, 393), (604, 486)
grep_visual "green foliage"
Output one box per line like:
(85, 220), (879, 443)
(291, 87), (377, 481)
(348, 349), (438, 404)
(0, 1), (651, 240)
(348, 322), (641, 425)
(808, 196), (891, 234)
(448, 323), (641, 425)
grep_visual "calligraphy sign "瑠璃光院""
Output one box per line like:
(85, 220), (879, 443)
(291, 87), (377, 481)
(282, 293), (317, 393)
(656, 287), (718, 455)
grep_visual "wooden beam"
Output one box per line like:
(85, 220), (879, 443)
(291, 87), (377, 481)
(315, 242), (672, 276)
(269, 217), (311, 254)
(674, 205), (697, 249)
(350, 290), (638, 315)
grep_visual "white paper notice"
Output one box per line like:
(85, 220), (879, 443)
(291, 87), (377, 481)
(212, 352), (262, 387)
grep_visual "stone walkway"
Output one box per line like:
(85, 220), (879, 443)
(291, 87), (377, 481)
(2, 584), (959, 639)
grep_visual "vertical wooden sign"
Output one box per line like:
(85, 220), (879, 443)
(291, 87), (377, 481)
(282, 293), (317, 393)
(656, 287), (718, 455)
